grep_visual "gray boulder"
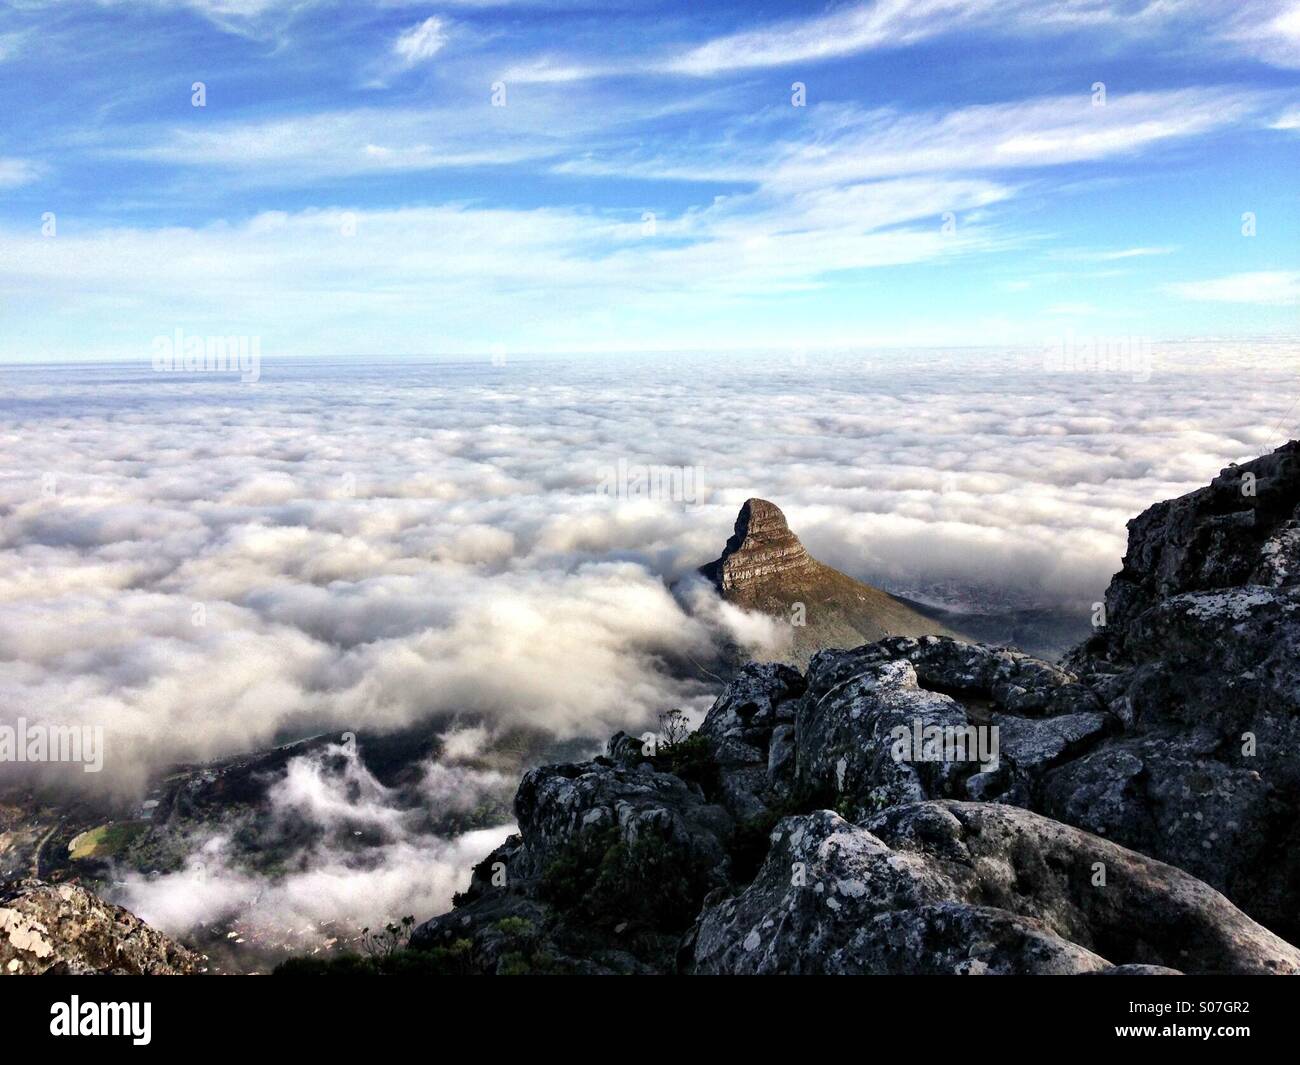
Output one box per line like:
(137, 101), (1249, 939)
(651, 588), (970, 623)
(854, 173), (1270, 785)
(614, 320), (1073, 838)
(690, 802), (1300, 975)
(795, 657), (975, 817)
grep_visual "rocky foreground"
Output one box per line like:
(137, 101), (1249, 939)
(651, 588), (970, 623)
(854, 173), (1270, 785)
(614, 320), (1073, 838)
(0, 879), (200, 975)
(5, 441), (1298, 976)
(409, 441), (1300, 974)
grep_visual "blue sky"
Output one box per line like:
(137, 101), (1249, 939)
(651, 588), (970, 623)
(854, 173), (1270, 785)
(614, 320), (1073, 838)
(1, 0), (1299, 360)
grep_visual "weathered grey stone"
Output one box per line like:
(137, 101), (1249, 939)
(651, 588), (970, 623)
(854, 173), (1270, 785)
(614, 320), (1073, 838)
(795, 657), (977, 817)
(0, 879), (202, 975)
(691, 802), (1300, 975)
(698, 660), (805, 745)
(767, 724), (796, 792)
(992, 711), (1111, 771)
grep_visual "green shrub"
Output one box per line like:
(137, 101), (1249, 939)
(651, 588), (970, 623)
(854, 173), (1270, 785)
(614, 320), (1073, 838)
(651, 733), (719, 796)
(494, 916), (536, 939)
(273, 939), (474, 976)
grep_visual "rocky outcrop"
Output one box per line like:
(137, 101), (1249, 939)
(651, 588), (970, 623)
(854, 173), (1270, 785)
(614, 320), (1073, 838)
(699, 498), (959, 665)
(1081, 441), (1299, 653)
(1060, 441), (1300, 939)
(701, 498), (817, 590)
(0, 879), (202, 975)
(405, 442), (1300, 975)
(410, 750), (737, 974)
(795, 658), (973, 816)
(690, 803), (1300, 975)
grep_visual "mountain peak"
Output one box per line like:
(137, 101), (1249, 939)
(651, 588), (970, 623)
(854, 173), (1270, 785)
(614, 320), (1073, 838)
(703, 498), (814, 591)
(698, 497), (959, 664)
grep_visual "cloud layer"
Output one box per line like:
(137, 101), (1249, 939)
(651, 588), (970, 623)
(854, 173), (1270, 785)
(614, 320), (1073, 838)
(2, 346), (1294, 797)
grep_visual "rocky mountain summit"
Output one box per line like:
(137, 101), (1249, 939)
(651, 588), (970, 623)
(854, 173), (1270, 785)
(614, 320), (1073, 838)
(408, 442), (1300, 974)
(700, 497), (958, 664)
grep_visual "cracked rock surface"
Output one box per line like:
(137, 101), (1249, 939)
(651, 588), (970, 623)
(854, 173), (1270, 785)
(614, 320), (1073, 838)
(0, 879), (201, 975)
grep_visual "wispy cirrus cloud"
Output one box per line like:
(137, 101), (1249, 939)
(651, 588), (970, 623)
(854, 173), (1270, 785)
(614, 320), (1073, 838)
(1055, 246), (1178, 262)
(0, 173), (1013, 360)
(392, 16), (447, 66)
(552, 88), (1278, 187)
(502, 0), (1300, 82)
(1219, 0), (1300, 70)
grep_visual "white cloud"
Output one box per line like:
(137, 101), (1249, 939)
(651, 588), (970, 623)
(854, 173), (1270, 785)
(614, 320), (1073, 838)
(504, 0), (1292, 82)
(2, 342), (1295, 798)
(1221, 0), (1300, 69)
(111, 739), (517, 951)
(0, 31), (24, 60)
(0, 157), (39, 187)
(1057, 246), (1178, 262)
(663, 0), (985, 76)
(1271, 106), (1300, 129)
(393, 16), (447, 66)
(554, 89), (1272, 187)
(0, 169), (1018, 360)
(1165, 272), (1300, 306)
(2, 341), (1294, 942)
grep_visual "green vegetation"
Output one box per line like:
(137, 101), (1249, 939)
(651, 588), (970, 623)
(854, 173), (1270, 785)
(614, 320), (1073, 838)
(540, 825), (713, 933)
(493, 916), (535, 938)
(274, 939), (474, 976)
(68, 821), (149, 861)
(651, 732), (719, 796)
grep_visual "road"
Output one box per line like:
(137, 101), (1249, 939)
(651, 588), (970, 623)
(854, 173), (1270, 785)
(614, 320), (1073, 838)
(30, 819), (62, 879)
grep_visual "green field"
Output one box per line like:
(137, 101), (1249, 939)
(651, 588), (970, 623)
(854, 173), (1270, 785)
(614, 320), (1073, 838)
(68, 821), (148, 861)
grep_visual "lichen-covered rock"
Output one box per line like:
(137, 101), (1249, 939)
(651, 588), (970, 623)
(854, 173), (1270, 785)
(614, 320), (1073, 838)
(698, 661), (805, 744)
(992, 711), (1111, 772)
(693, 661), (806, 820)
(0, 879), (202, 975)
(1062, 441), (1300, 939)
(411, 755), (737, 972)
(1040, 734), (1289, 914)
(690, 802), (1300, 976)
(511, 760), (733, 884)
(861, 635), (1104, 717)
(1081, 441), (1300, 650)
(795, 657), (974, 817)
(766, 724), (797, 793)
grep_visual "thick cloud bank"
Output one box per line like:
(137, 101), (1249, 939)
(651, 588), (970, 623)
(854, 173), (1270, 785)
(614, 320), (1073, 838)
(1, 345), (1294, 795)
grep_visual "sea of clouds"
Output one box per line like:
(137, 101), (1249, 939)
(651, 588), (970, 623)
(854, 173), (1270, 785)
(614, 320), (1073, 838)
(1, 343), (1295, 951)
(3, 344), (1296, 789)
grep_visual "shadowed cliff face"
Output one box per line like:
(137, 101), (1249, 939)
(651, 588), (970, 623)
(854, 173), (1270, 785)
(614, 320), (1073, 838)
(700, 498), (958, 664)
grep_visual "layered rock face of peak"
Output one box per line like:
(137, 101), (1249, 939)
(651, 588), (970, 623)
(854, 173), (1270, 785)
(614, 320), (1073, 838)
(700, 498), (816, 590)
(407, 442), (1300, 975)
(700, 498), (958, 664)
